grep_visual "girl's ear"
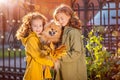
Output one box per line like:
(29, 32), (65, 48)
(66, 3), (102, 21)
(68, 15), (71, 20)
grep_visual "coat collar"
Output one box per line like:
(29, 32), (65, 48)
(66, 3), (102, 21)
(63, 26), (72, 35)
(21, 32), (37, 46)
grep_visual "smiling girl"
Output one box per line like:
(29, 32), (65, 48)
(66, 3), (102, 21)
(16, 12), (53, 80)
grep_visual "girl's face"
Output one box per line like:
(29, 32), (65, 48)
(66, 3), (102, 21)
(31, 18), (43, 36)
(56, 12), (70, 27)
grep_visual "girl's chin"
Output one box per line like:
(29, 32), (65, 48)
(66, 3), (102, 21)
(36, 32), (41, 34)
(62, 24), (67, 26)
(36, 33), (41, 37)
(62, 24), (65, 26)
(36, 32), (40, 35)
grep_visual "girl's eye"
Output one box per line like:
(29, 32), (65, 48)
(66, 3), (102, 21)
(58, 18), (62, 22)
(60, 16), (64, 20)
(61, 18), (63, 20)
(33, 25), (37, 27)
(39, 25), (42, 27)
(32, 24), (36, 27)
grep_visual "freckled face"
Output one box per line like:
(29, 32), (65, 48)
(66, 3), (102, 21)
(31, 19), (43, 36)
(56, 12), (70, 27)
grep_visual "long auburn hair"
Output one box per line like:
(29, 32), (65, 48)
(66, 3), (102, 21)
(16, 12), (47, 40)
(53, 4), (82, 29)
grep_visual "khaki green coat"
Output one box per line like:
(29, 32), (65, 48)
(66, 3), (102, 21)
(55, 27), (87, 80)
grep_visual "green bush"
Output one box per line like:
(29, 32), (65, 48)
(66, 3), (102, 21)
(85, 26), (120, 80)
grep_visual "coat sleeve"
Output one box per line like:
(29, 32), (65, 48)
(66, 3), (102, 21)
(25, 36), (53, 67)
(66, 29), (85, 59)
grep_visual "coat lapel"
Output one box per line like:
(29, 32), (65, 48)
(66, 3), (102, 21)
(62, 27), (72, 44)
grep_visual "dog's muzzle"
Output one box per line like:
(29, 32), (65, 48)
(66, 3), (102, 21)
(49, 31), (56, 36)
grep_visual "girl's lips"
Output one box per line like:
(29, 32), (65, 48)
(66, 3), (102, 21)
(36, 31), (40, 32)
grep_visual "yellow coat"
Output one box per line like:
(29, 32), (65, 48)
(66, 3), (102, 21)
(21, 32), (53, 80)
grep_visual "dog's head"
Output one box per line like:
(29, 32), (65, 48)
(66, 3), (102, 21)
(41, 21), (62, 43)
(47, 22), (61, 37)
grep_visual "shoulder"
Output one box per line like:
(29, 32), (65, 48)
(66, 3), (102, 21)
(68, 27), (82, 35)
(28, 32), (40, 42)
(28, 32), (37, 38)
(21, 32), (39, 45)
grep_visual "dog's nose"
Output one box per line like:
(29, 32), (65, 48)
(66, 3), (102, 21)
(49, 31), (56, 36)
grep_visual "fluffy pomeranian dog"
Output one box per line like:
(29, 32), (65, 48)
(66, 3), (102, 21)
(41, 20), (62, 44)
(40, 20), (65, 57)
(40, 21), (66, 71)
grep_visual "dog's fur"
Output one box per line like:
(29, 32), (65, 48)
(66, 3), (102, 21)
(40, 21), (66, 69)
(40, 21), (62, 44)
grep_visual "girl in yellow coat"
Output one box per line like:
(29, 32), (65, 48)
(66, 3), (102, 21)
(16, 12), (54, 80)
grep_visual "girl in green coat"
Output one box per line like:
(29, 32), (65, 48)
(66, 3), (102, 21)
(53, 4), (87, 80)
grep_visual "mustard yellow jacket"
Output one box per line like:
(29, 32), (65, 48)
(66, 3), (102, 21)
(21, 32), (53, 80)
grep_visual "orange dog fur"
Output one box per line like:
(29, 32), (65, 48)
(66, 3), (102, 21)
(41, 21), (62, 44)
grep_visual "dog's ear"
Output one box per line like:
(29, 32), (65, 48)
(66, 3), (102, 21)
(51, 22), (54, 27)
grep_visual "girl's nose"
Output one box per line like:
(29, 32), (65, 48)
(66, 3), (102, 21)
(36, 26), (39, 29)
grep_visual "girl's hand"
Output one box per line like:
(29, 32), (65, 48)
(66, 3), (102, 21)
(54, 60), (60, 70)
(40, 50), (48, 57)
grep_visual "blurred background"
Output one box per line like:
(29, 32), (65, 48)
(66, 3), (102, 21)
(0, 0), (120, 80)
